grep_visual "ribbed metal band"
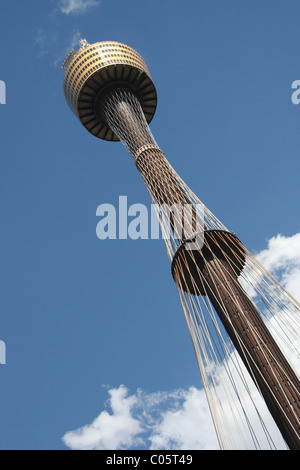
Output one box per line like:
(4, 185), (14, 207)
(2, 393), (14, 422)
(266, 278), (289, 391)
(134, 144), (161, 166)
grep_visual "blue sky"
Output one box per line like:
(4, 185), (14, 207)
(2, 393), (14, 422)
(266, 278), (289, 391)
(0, 0), (299, 450)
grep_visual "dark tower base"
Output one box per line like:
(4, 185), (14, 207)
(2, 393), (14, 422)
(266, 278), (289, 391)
(172, 230), (300, 450)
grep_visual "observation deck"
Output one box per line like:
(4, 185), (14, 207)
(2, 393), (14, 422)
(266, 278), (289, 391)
(62, 40), (157, 141)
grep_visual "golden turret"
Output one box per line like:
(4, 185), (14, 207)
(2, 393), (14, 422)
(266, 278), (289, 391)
(62, 39), (157, 141)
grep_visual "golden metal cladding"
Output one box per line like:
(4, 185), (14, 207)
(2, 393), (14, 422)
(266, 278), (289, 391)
(62, 41), (157, 141)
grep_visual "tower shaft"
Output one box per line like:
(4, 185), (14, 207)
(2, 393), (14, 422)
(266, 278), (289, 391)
(99, 85), (300, 449)
(100, 86), (300, 449)
(99, 87), (198, 239)
(200, 254), (300, 450)
(63, 40), (300, 449)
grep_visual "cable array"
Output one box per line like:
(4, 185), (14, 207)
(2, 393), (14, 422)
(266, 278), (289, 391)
(98, 85), (300, 449)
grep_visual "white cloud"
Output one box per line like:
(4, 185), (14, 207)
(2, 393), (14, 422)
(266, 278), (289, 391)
(35, 28), (51, 58)
(59, 0), (101, 15)
(63, 385), (143, 450)
(69, 30), (82, 50)
(254, 232), (300, 373)
(62, 385), (220, 450)
(62, 232), (300, 450)
(62, 378), (287, 450)
(255, 232), (300, 301)
(35, 0), (99, 60)
(148, 387), (219, 450)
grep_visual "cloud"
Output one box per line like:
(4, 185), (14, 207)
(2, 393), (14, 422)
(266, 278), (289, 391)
(35, 25), (83, 67)
(69, 30), (82, 50)
(63, 385), (143, 450)
(254, 232), (300, 372)
(255, 232), (300, 300)
(147, 387), (219, 450)
(52, 30), (83, 67)
(59, 0), (101, 15)
(62, 385), (220, 450)
(62, 378), (287, 450)
(62, 232), (300, 450)
(35, 28), (49, 58)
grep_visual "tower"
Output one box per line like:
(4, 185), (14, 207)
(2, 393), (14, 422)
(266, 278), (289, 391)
(62, 40), (300, 450)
